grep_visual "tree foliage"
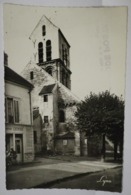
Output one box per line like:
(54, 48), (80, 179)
(75, 91), (124, 143)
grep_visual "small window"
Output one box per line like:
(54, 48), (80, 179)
(44, 116), (48, 123)
(30, 71), (34, 80)
(44, 95), (48, 102)
(63, 140), (67, 146)
(59, 110), (65, 122)
(42, 25), (46, 36)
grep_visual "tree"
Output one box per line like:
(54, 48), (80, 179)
(75, 91), (124, 160)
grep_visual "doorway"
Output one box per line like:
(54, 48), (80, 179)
(15, 134), (23, 162)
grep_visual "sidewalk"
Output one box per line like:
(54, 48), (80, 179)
(6, 156), (122, 190)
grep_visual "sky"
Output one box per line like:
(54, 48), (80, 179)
(3, 4), (127, 100)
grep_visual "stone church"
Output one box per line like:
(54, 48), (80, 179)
(21, 15), (80, 155)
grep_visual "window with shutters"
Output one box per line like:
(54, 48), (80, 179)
(5, 97), (20, 123)
(14, 100), (19, 123)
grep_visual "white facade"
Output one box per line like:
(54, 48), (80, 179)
(5, 82), (32, 125)
(5, 69), (34, 163)
(29, 15), (71, 89)
(30, 16), (59, 63)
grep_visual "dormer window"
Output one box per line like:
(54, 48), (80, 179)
(42, 25), (46, 36)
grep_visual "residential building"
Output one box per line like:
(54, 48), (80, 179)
(5, 63), (34, 163)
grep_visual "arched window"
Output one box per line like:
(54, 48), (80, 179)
(59, 110), (65, 123)
(45, 66), (53, 76)
(66, 74), (68, 88)
(38, 42), (43, 63)
(62, 69), (65, 85)
(62, 44), (64, 61)
(42, 25), (46, 36)
(46, 40), (52, 61)
(64, 49), (68, 65)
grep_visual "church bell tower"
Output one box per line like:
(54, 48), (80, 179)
(29, 15), (72, 89)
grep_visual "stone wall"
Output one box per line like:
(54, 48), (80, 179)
(24, 126), (34, 162)
(53, 85), (59, 135)
(55, 139), (75, 155)
(21, 62), (80, 155)
(33, 115), (42, 154)
(87, 135), (102, 157)
(21, 62), (55, 108)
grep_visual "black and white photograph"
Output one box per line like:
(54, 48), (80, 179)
(3, 2), (128, 193)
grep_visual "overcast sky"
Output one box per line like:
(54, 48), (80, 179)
(4, 4), (127, 100)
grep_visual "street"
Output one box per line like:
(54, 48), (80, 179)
(48, 167), (122, 192)
(6, 156), (122, 192)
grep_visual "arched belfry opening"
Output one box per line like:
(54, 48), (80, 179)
(38, 42), (43, 63)
(29, 16), (71, 89)
(46, 40), (52, 61)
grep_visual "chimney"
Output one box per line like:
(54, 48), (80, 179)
(4, 52), (8, 66)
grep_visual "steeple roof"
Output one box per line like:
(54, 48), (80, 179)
(29, 15), (70, 47)
(29, 15), (58, 40)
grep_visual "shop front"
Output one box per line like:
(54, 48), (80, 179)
(6, 124), (34, 163)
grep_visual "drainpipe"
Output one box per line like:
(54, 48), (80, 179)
(28, 89), (33, 126)
(28, 89), (34, 159)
